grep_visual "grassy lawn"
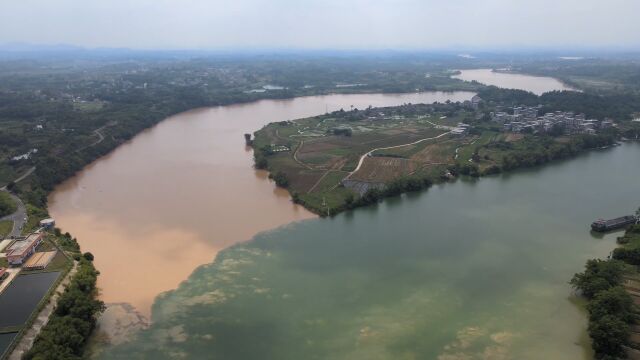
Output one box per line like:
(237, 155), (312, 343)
(313, 171), (349, 193)
(0, 192), (17, 218)
(35, 238), (57, 252)
(0, 164), (18, 187)
(300, 186), (358, 214)
(21, 251), (71, 274)
(457, 132), (500, 163)
(0, 220), (13, 237)
(21, 205), (48, 235)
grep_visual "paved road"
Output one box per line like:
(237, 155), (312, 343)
(0, 190), (26, 238)
(0, 166), (36, 239)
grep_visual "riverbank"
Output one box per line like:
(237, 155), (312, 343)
(46, 92), (475, 348)
(35, 69), (634, 357)
(252, 99), (618, 216)
(1, 53), (638, 359)
(99, 141), (640, 359)
(0, 89), (477, 356)
(0, 231), (78, 360)
(571, 219), (640, 359)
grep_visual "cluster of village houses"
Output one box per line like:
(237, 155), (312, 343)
(491, 105), (614, 134)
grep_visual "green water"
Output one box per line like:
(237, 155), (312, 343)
(105, 143), (640, 360)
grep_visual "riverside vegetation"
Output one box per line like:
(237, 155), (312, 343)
(571, 214), (640, 359)
(24, 253), (104, 360)
(0, 53), (483, 358)
(0, 191), (16, 217)
(252, 86), (631, 216)
(2, 51), (640, 358)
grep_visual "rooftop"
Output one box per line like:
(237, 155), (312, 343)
(6, 233), (42, 257)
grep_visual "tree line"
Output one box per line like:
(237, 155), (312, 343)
(24, 253), (104, 360)
(571, 223), (640, 359)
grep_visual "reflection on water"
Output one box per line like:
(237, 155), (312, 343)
(453, 69), (576, 95)
(48, 92), (474, 319)
(104, 143), (640, 360)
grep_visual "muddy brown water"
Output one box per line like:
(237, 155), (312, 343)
(48, 92), (474, 317)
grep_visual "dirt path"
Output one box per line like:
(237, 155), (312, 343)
(346, 131), (451, 179)
(292, 140), (313, 170)
(8, 262), (78, 360)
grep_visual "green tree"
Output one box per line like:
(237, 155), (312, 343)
(570, 259), (626, 299)
(272, 171), (289, 188)
(0, 191), (17, 217)
(588, 314), (630, 359)
(588, 286), (636, 323)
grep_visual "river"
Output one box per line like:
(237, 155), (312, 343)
(453, 69), (576, 95)
(48, 91), (474, 321)
(48, 69), (632, 359)
(102, 141), (640, 359)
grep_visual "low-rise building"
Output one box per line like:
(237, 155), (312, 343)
(451, 123), (470, 136)
(6, 232), (44, 266)
(471, 95), (483, 109)
(494, 105), (607, 135)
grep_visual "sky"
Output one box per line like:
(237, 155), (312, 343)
(1, 0), (639, 50)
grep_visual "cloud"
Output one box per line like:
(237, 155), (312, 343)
(0, 0), (639, 49)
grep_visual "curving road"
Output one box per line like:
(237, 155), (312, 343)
(0, 167), (35, 239)
(0, 190), (26, 238)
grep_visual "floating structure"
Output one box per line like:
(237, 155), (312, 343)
(5, 232), (44, 265)
(591, 215), (637, 232)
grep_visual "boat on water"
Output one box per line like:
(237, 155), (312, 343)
(591, 215), (638, 232)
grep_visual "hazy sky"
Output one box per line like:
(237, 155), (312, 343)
(1, 0), (639, 50)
